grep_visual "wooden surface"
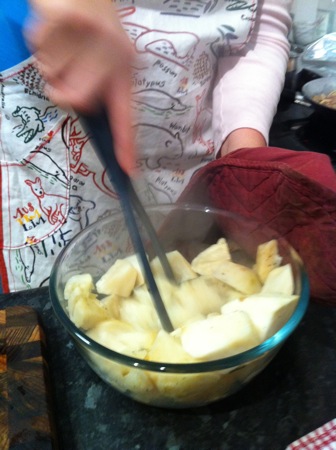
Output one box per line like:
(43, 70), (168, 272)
(0, 306), (57, 449)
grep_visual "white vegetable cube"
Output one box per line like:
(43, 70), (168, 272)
(164, 294), (205, 330)
(132, 285), (152, 304)
(150, 370), (221, 403)
(64, 273), (108, 330)
(173, 280), (206, 319)
(154, 275), (183, 314)
(180, 311), (261, 360)
(70, 294), (108, 330)
(176, 276), (242, 318)
(64, 273), (94, 307)
(191, 238), (231, 275)
(87, 319), (156, 357)
(148, 330), (194, 363)
(96, 259), (138, 297)
(221, 293), (299, 341)
(170, 306), (205, 330)
(255, 239), (282, 282)
(261, 264), (294, 295)
(100, 294), (121, 319)
(120, 368), (155, 395)
(119, 297), (160, 331)
(124, 254), (145, 287)
(150, 250), (198, 283)
(192, 237), (231, 264)
(213, 260), (262, 295)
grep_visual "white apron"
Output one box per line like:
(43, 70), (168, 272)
(0, 0), (257, 292)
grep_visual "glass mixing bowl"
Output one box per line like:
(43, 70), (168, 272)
(49, 204), (309, 408)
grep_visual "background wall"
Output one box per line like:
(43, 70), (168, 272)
(291, 0), (336, 34)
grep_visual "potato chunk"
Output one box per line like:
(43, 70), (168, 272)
(255, 239), (282, 283)
(221, 293), (298, 341)
(96, 259), (138, 297)
(64, 274), (108, 330)
(213, 261), (262, 295)
(191, 238), (231, 275)
(151, 250), (198, 283)
(261, 264), (294, 295)
(87, 319), (156, 357)
(180, 311), (261, 360)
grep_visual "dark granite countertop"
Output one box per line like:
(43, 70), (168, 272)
(0, 287), (335, 449)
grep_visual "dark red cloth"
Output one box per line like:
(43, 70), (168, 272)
(179, 147), (336, 305)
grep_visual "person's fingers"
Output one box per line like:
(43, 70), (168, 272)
(26, 0), (83, 53)
(42, 79), (100, 113)
(27, 0), (134, 112)
(40, 55), (110, 111)
(27, 0), (137, 174)
(29, 0), (104, 23)
(41, 36), (133, 112)
(28, 0), (124, 51)
(29, 25), (84, 80)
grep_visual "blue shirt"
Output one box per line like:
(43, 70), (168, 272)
(0, 0), (31, 70)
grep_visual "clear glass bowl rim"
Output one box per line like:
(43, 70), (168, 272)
(49, 203), (310, 374)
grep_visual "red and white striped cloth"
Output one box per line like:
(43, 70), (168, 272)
(287, 419), (336, 450)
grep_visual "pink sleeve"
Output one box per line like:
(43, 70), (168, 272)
(212, 0), (293, 151)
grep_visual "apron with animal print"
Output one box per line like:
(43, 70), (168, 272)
(118, 0), (258, 204)
(0, 60), (120, 293)
(0, 1), (257, 293)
